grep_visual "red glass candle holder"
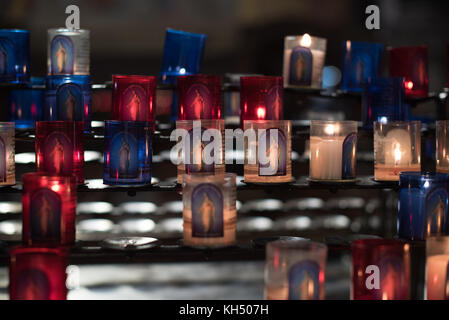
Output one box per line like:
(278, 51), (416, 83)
(240, 76), (283, 125)
(112, 75), (156, 122)
(177, 74), (221, 120)
(22, 172), (77, 245)
(35, 121), (84, 184)
(351, 239), (410, 300)
(9, 246), (68, 300)
(388, 46), (428, 98)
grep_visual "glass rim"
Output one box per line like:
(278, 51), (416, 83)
(240, 75), (283, 82)
(351, 238), (408, 250)
(267, 239), (327, 252)
(373, 120), (421, 126)
(176, 119), (224, 125)
(399, 171), (449, 182)
(182, 173), (236, 184)
(387, 45), (428, 51)
(112, 74), (156, 81)
(45, 74), (91, 80)
(48, 28), (90, 34)
(36, 120), (83, 126)
(342, 40), (382, 46)
(0, 29), (29, 33)
(243, 119), (291, 125)
(285, 34), (327, 41)
(177, 74), (221, 81)
(104, 120), (154, 126)
(165, 28), (207, 38)
(22, 172), (77, 183)
(9, 245), (68, 257)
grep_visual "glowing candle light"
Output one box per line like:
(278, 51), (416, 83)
(0, 122), (15, 185)
(0, 29), (29, 83)
(426, 237), (449, 300)
(310, 121), (357, 181)
(283, 34), (326, 89)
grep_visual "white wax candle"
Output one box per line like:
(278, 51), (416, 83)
(310, 136), (344, 180)
(426, 254), (449, 300)
(381, 128), (412, 166)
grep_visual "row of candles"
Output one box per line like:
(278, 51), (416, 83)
(1, 28), (448, 129)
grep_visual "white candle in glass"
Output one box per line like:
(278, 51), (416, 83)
(426, 254), (449, 300)
(310, 123), (344, 180)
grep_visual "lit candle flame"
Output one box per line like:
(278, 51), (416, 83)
(257, 106), (266, 119)
(406, 81), (414, 90)
(324, 124), (339, 135)
(300, 33), (312, 47)
(394, 144), (402, 164)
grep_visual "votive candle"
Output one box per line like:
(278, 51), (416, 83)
(0, 122), (15, 185)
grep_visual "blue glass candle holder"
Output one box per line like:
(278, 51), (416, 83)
(398, 172), (449, 240)
(0, 29), (30, 83)
(103, 121), (152, 185)
(340, 41), (382, 92)
(159, 29), (206, 121)
(8, 77), (44, 129)
(44, 75), (91, 132)
(159, 29), (206, 85)
(362, 77), (405, 129)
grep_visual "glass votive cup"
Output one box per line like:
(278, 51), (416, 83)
(159, 29), (206, 85)
(8, 77), (44, 129)
(426, 236), (449, 300)
(22, 173), (77, 245)
(436, 121), (449, 174)
(0, 122), (15, 186)
(265, 239), (327, 300)
(240, 76), (283, 125)
(362, 77), (405, 129)
(44, 75), (91, 132)
(182, 173), (236, 248)
(398, 172), (449, 240)
(47, 28), (90, 75)
(112, 75), (156, 122)
(0, 29), (30, 83)
(244, 120), (292, 183)
(351, 239), (411, 300)
(9, 246), (68, 300)
(309, 120), (358, 181)
(374, 121), (421, 181)
(388, 46), (428, 98)
(340, 41), (383, 92)
(282, 34), (327, 89)
(176, 119), (225, 184)
(103, 120), (152, 185)
(177, 74), (222, 120)
(35, 121), (84, 185)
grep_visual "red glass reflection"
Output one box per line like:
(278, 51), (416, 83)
(351, 239), (410, 300)
(22, 173), (77, 246)
(177, 74), (221, 120)
(9, 246), (68, 300)
(240, 76), (283, 125)
(35, 121), (84, 185)
(388, 46), (428, 98)
(112, 75), (156, 122)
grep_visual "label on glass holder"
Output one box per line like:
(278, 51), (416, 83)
(289, 46), (313, 86)
(185, 127), (215, 174)
(56, 83), (83, 121)
(50, 35), (75, 75)
(265, 85), (283, 116)
(43, 132), (73, 176)
(191, 183), (224, 238)
(258, 128), (287, 176)
(30, 188), (62, 243)
(341, 132), (357, 179)
(425, 188), (448, 235)
(185, 83), (212, 119)
(109, 131), (139, 179)
(0, 37), (15, 76)
(121, 84), (147, 121)
(0, 136), (6, 182)
(288, 260), (320, 300)
(15, 269), (51, 300)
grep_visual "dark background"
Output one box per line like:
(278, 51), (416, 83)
(1, 0), (448, 91)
